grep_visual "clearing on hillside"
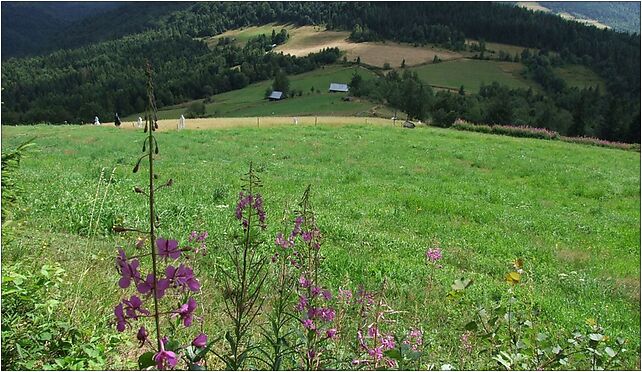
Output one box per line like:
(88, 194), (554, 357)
(124, 65), (388, 120)
(410, 58), (537, 93)
(206, 24), (462, 68)
(274, 26), (462, 67)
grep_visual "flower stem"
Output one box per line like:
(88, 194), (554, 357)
(145, 62), (162, 353)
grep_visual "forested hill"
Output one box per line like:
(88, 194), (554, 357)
(1, 2), (639, 142)
(1, 2), (123, 58)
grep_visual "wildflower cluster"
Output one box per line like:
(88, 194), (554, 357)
(235, 191), (266, 230)
(114, 234), (208, 369)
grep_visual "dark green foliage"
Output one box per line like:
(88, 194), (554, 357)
(1, 264), (117, 370)
(185, 101), (206, 119)
(272, 70), (290, 97)
(1, 1), (639, 142)
(1, 138), (35, 224)
(350, 69), (433, 120)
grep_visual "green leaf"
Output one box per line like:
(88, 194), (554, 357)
(604, 347), (616, 358)
(39, 332), (52, 341)
(464, 321), (478, 331)
(166, 339), (180, 352)
(384, 349), (402, 361)
(189, 363), (206, 371)
(451, 278), (473, 291)
(138, 351), (155, 369)
(505, 271), (521, 285)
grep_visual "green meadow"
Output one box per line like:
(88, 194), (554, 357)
(2, 123), (639, 368)
(410, 59), (537, 93)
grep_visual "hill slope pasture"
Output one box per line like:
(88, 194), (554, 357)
(2, 123), (639, 368)
(207, 24), (463, 68)
(126, 65), (387, 120)
(410, 59), (537, 93)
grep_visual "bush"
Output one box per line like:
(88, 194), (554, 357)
(1, 263), (117, 370)
(185, 101), (206, 119)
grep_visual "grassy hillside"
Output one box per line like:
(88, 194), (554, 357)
(410, 59), (537, 93)
(555, 64), (607, 90)
(2, 123), (639, 368)
(126, 65), (384, 120)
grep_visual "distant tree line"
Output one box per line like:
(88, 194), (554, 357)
(0, 27), (340, 124)
(1, 1), (639, 141)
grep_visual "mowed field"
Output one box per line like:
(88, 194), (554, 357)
(125, 65), (390, 120)
(2, 123), (640, 368)
(207, 24), (463, 67)
(410, 59), (538, 93)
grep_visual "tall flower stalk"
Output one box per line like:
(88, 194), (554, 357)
(217, 162), (268, 370)
(112, 62), (209, 370)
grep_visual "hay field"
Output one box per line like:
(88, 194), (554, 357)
(225, 25), (465, 67)
(105, 116), (395, 131)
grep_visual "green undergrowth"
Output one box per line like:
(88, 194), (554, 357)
(1, 123), (639, 369)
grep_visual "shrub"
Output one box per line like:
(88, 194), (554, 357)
(1, 263), (116, 370)
(185, 101), (206, 119)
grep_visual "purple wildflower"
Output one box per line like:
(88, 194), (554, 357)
(298, 275), (311, 288)
(425, 247), (442, 263)
(116, 249), (141, 289)
(322, 289), (332, 301)
(326, 328), (338, 339)
(114, 303), (126, 332)
(137, 273), (170, 299)
(192, 333), (208, 348)
(154, 345), (178, 370)
(368, 346), (383, 361)
(165, 264), (200, 292)
(382, 335), (395, 349)
(368, 325), (380, 338)
(319, 307), (335, 322)
(302, 319), (316, 330)
(311, 286), (321, 298)
(174, 297), (197, 327)
(295, 295), (308, 312)
(156, 238), (181, 260)
(137, 326), (148, 347)
(122, 295), (150, 319)
(302, 231), (313, 242)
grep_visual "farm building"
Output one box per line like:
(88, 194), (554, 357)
(268, 91), (284, 101)
(328, 83), (349, 93)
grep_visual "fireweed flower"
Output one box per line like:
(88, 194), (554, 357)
(116, 249), (141, 289)
(235, 192), (267, 230)
(302, 319), (316, 330)
(154, 343), (178, 370)
(425, 246), (442, 263)
(137, 273), (170, 299)
(326, 328), (338, 339)
(295, 295), (308, 312)
(298, 275), (311, 288)
(382, 335), (395, 349)
(311, 286), (321, 298)
(174, 297), (197, 327)
(122, 295), (150, 319)
(114, 303), (127, 332)
(192, 333), (208, 348)
(165, 264), (200, 292)
(137, 326), (148, 347)
(319, 308), (335, 322)
(157, 238), (181, 259)
(368, 346), (383, 361)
